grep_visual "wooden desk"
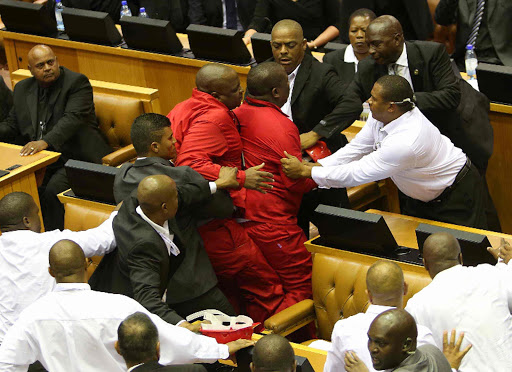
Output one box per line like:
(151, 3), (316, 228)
(0, 142), (60, 228)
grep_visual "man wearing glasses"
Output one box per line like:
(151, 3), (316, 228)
(0, 44), (111, 231)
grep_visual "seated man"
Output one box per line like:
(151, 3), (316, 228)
(0, 77), (12, 121)
(282, 75), (489, 230)
(324, 260), (436, 372)
(116, 312), (206, 372)
(91, 175), (234, 331)
(251, 334), (296, 372)
(169, 63), (285, 322)
(0, 191), (117, 344)
(344, 309), (452, 372)
(0, 240), (253, 371)
(0, 45), (111, 230)
(405, 232), (512, 371)
(235, 62), (316, 310)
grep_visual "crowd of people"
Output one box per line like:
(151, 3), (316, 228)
(1, 0), (512, 370)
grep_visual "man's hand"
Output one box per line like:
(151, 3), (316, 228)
(344, 351), (369, 372)
(215, 166), (239, 189)
(178, 321), (202, 333)
(281, 151), (311, 179)
(487, 238), (512, 264)
(20, 140), (48, 156)
(442, 329), (472, 369)
(226, 339), (255, 355)
(244, 163), (274, 193)
(300, 131), (321, 150)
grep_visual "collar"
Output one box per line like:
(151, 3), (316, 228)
(378, 108), (416, 135)
(245, 96), (286, 115)
(365, 304), (396, 315)
(54, 283), (91, 292)
(136, 205), (170, 237)
(344, 44), (358, 64)
(192, 88), (230, 112)
(432, 264), (462, 283)
(127, 363), (144, 372)
(136, 156), (175, 167)
(394, 44), (408, 68)
(287, 63), (301, 82)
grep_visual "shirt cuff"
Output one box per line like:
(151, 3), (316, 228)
(218, 344), (230, 359)
(311, 166), (333, 188)
(176, 319), (186, 326)
(209, 182), (217, 194)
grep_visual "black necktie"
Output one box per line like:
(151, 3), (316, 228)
(225, 0), (238, 30)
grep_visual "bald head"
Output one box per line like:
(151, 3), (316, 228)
(368, 16), (403, 36)
(137, 175), (178, 225)
(251, 334), (296, 372)
(117, 312), (159, 367)
(247, 62), (289, 107)
(422, 232), (461, 278)
(366, 16), (404, 65)
(366, 260), (405, 307)
(271, 20), (304, 40)
(195, 63), (243, 110)
(27, 45), (60, 87)
(49, 240), (87, 283)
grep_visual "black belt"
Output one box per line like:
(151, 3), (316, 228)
(430, 157), (472, 203)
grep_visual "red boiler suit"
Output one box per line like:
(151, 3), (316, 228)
(168, 89), (285, 322)
(235, 97), (317, 312)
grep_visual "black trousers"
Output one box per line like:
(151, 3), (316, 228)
(170, 286), (236, 319)
(401, 163), (489, 230)
(39, 164), (69, 231)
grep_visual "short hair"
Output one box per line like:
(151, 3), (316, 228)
(117, 312), (159, 365)
(252, 334), (295, 372)
(349, 8), (377, 25)
(375, 75), (415, 112)
(130, 113), (171, 155)
(247, 62), (287, 97)
(0, 192), (35, 229)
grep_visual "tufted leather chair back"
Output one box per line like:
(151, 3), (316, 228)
(312, 253), (432, 341)
(94, 93), (144, 152)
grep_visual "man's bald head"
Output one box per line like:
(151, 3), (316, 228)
(271, 20), (304, 41)
(196, 64), (243, 110)
(368, 309), (417, 370)
(27, 45), (60, 87)
(251, 334), (296, 372)
(247, 62), (289, 107)
(366, 16), (404, 65)
(271, 20), (306, 75)
(137, 175), (178, 224)
(422, 232), (462, 279)
(366, 260), (405, 307)
(48, 240), (87, 283)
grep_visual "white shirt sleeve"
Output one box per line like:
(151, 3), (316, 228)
(208, 182), (217, 194)
(0, 316), (37, 371)
(56, 211), (118, 258)
(323, 326), (346, 372)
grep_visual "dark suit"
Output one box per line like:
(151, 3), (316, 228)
(127, 0), (189, 32)
(131, 361), (207, 372)
(61, 0), (122, 22)
(435, 0), (512, 66)
(0, 66), (111, 230)
(322, 45), (357, 90)
(188, 0), (255, 30)
(0, 78), (12, 122)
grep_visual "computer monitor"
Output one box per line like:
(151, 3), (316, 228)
(476, 63), (512, 105)
(120, 16), (183, 54)
(0, 0), (57, 37)
(61, 8), (122, 46)
(186, 24), (253, 65)
(415, 223), (495, 266)
(64, 160), (118, 204)
(313, 205), (422, 265)
(251, 32), (272, 64)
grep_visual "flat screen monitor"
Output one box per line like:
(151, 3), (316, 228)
(415, 223), (495, 266)
(251, 32), (272, 64)
(314, 205), (422, 265)
(65, 159), (118, 204)
(61, 8), (122, 46)
(186, 24), (253, 65)
(120, 16), (183, 54)
(476, 63), (512, 105)
(0, 0), (57, 37)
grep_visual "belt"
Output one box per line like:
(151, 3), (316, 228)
(430, 157), (472, 203)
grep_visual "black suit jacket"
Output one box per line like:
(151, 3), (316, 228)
(0, 77), (12, 122)
(188, 0), (255, 30)
(332, 40), (493, 170)
(322, 45), (357, 90)
(127, 0), (189, 32)
(0, 66), (111, 164)
(61, 0), (122, 22)
(435, 0), (512, 66)
(132, 361), (207, 372)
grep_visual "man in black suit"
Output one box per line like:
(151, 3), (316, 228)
(435, 0), (512, 67)
(188, 0), (255, 31)
(116, 312), (207, 372)
(0, 45), (111, 231)
(271, 19), (349, 235)
(0, 78), (12, 122)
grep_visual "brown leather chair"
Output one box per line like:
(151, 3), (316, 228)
(264, 247), (431, 342)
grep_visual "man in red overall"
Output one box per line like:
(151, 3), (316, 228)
(168, 63), (284, 323)
(235, 62), (316, 311)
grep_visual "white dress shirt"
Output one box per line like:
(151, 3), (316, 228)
(387, 44), (414, 90)
(135, 206), (180, 256)
(0, 212), (117, 344)
(312, 108), (466, 202)
(280, 64), (301, 121)
(0, 283), (229, 372)
(323, 304), (437, 372)
(405, 262), (512, 372)
(344, 44), (359, 72)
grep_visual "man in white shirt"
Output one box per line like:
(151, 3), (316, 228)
(281, 75), (488, 229)
(405, 232), (512, 372)
(0, 240), (253, 372)
(324, 260), (436, 372)
(0, 191), (117, 344)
